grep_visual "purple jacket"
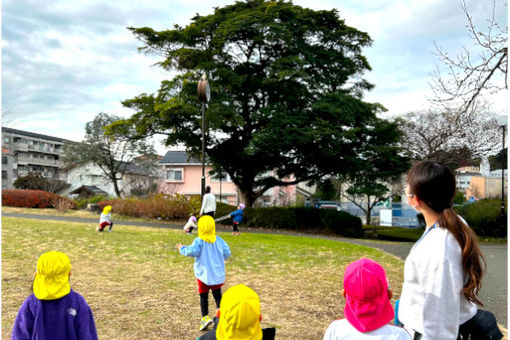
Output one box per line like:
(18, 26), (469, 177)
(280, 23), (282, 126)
(12, 290), (98, 340)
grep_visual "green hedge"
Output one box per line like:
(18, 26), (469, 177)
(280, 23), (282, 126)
(217, 206), (362, 238)
(454, 198), (507, 237)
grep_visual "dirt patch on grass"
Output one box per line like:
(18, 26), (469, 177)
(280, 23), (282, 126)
(5, 217), (493, 339)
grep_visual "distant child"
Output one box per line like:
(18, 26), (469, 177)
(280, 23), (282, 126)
(229, 203), (245, 236)
(96, 205), (113, 232)
(12, 251), (98, 340)
(184, 215), (198, 234)
(177, 215), (231, 331)
(198, 284), (276, 340)
(323, 258), (411, 340)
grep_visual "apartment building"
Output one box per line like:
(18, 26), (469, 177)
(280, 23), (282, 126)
(1, 127), (69, 189)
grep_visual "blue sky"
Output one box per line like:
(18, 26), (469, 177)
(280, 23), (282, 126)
(1, 0), (507, 154)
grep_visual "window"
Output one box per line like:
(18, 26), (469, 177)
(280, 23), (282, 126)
(210, 170), (232, 182)
(2, 156), (7, 165)
(2, 170), (7, 180)
(166, 168), (183, 181)
(4, 136), (11, 143)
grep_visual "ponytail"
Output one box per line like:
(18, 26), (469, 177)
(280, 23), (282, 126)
(439, 208), (486, 306)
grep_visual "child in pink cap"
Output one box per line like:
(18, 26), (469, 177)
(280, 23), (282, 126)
(229, 203), (245, 236)
(183, 215), (198, 234)
(323, 258), (410, 340)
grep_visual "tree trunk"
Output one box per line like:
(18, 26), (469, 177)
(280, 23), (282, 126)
(365, 198), (371, 225)
(113, 178), (122, 198)
(241, 191), (256, 208)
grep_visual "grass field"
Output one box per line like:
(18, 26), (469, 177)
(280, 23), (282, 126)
(2, 216), (404, 340)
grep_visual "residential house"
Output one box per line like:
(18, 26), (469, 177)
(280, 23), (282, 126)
(159, 151), (239, 205)
(1, 127), (69, 189)
(61, 160), (161, 198)
(158, 150), (315, 206)
(455, 166), (482, 193)
(466, 169), (507, 200)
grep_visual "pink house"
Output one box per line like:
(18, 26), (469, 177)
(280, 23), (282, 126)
(158, 150), (316, 207)
(159, 151), (239, 205)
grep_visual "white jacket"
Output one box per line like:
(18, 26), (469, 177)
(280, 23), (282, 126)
(200, 192), (216, 215)
(323, 319), (411, 340)
(399, 224), (477, 340)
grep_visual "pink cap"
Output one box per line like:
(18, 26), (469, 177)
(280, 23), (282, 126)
(239, 203), (246, 209)
(343, 258), (394, 332)
(190, 216), (197, 223)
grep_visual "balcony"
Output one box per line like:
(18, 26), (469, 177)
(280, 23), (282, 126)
(16, 156), (62, 167)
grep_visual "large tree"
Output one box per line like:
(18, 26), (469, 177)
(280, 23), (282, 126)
(64, 113), (156, 197)
(112, 0), (407, 206)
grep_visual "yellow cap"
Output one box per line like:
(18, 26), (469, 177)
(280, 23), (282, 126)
(216, 284), (263, 340)
(33, 251), (71, 300)
(198, 215), (216, 243)
(102, 205), (112, 214)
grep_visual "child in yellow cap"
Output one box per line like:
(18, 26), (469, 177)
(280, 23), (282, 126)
(96, 205), (113, 232)
(197, 284), (276, 340)
(12, 251), (98, 340)
(177, 215), (231, 331)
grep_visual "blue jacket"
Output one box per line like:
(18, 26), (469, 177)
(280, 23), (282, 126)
(230, 209), (244, 223)
(180, 237), (231, 285)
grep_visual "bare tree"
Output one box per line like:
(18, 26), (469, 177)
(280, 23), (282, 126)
(396, 104), (500, 167)
(430, 0), (507, 113)
(2, 107), (17, 127)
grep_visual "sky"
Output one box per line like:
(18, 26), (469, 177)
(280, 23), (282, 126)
(1, 0), (508, 155)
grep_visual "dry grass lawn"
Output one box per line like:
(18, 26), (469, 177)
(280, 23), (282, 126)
(2, 216), (407, 339)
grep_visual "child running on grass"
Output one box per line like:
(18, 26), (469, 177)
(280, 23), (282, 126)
(12, 251), (98, 340)
(96, 205), (113, 232)
(323, 258), (411, 340)
(229, 203), (245, 236)
(177, 215), (231, 331)
(183, 215), (198, 234)
(198, 284), (276, 340)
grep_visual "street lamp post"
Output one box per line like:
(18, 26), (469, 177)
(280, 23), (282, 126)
(197, 75), (211, 199)
(498, 115), (507, 226)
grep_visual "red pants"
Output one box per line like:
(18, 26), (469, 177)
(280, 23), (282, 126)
(197, 279), (223, 294)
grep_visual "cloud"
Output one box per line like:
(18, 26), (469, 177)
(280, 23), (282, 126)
(2, 0), (507, 150)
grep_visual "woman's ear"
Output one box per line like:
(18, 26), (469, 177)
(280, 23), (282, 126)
(216, 309), (221, 318)
(259, 314), (263, 322)
(388, 289), (393, 300)
(342, 289), (346, 299)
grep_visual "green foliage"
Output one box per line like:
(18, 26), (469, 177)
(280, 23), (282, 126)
(489, 147), (507, 170)
(455, 198), (507, 237)
(221, 206), (363, 237)
(453, 190), (466, 204)
(316, 178), (338, 201)
(76, 195), (110, 209)
(114, 0), (407, 206)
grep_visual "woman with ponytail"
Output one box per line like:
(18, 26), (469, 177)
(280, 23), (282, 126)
(398, 161), (501, 340)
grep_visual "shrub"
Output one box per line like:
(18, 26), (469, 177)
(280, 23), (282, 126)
(2, 190), (76, 209)
(51, 196), (76, 212)
(455, 198), (507, 237)
(76, 195), (110, 209)
(230, 206), (362, 238)
(97, 194), (194, 219)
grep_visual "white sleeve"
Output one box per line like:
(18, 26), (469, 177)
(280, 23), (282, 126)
(419, 256), (462, 339)
(200, 195), (206, 214)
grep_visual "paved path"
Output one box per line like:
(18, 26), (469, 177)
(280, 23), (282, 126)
(3, 212), (507, 327)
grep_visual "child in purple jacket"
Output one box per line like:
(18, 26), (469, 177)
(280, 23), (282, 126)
(12, 251), (98, 340)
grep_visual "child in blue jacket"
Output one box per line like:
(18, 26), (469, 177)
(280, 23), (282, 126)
(177, 215), (231, 331)
(230, 203), (245, 236)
